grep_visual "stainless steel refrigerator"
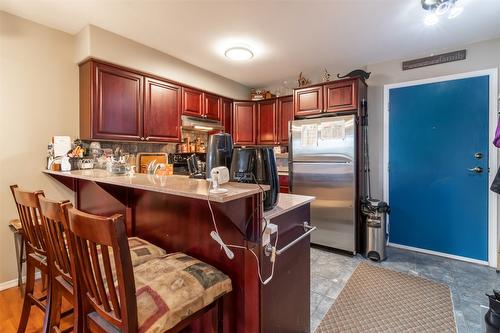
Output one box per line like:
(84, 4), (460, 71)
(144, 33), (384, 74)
(289, 115), (357, 253)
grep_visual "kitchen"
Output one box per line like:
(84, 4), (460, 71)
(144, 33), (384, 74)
(1, 1), (500, 333)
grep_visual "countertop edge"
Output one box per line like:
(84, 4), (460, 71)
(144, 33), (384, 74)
(42, 170), (268, 203)
(263, 193), (315, 220)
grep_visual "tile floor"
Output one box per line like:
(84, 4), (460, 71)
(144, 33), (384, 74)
(310, 246), (500, 332)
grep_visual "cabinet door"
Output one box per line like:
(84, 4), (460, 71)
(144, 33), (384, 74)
(233, 102), (256, 145)
(94, 63), (143, 140)
(182, 87), (203, 117)
(294, 86), (323, 117)
(324, 79), (357, 113)
(144, 77), (181, 142)
(257, 99), (278, 145)
(204, 93), (221, 120)
(278, 96), (294, 144)
(221, 98), (233, 134)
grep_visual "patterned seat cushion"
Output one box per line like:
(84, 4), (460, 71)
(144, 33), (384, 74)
(127, 237), (167, 267)
(133, 253), (232, 333)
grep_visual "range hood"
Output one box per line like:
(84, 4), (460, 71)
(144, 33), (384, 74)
(181, 115), (224, 132)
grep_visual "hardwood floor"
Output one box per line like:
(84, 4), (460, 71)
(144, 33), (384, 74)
(0, 280), (72, 333)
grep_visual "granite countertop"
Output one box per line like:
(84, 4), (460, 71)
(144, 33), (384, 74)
(43, 169), (269, 203)
(264, 193), (315, 220)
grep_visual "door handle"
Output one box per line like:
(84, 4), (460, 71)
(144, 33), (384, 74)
(468, 166), (483, 174)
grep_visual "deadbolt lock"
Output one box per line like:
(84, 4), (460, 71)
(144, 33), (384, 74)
(474, 152), (483, 160)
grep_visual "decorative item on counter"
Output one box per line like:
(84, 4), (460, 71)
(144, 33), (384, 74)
(337, 69), (371, 82)
(52, 136), (72, 157)
(322, 68), (331, 82)
(78, 159), (94, 170)
(61, 156), (71, 171)
(46, 143), (54, 170)
(297, 72), (311, 87)
(68, 145), (84, 158)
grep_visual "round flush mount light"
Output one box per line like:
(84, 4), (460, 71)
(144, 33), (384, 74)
(224, 47), (254, 61)
(421, 0), (463, 25)
(424, 13), (439, 25)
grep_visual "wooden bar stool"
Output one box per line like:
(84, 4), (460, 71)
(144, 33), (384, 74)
(66, 207), (232, 333)
(38, 196), (81, 333)
(8, 218), (25, 292)
(10, 185), (50, 333)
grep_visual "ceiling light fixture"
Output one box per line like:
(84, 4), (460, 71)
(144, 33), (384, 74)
(421, 0), (464, 25)
(224, 47), (254, 61)
(448, 3), (464, 19)
(424, 13), (439, 26)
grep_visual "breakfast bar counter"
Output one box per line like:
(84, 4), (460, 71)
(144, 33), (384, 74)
(44, 170), (314, 333)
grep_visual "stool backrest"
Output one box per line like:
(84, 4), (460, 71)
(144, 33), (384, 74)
(66, 207), (137, 331)
(10, 185), (47, 258)
(38, 196), (74, 287)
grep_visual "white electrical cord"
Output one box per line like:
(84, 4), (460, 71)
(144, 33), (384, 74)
(206, 179), (278, 285)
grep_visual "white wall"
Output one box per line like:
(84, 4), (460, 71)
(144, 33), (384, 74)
(75, 25), (250, 100)
(0, 11), (79, 285)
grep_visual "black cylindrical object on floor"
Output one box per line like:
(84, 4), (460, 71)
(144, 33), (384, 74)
(485, 292), (500, 333)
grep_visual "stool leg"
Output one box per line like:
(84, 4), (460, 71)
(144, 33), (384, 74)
(17, 259), (35, 333)
(45, 278), (62, 333)
(13, 233), (22, 288)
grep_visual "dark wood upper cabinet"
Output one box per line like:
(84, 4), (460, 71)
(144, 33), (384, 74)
(181, 87), (204, 117)
(278, 96), (294, 144)
(221, 98), (233, 134)
(294, 86), (323, 117)
(257, 99), (278, 145)
(324, 79), (357, 113)
(144, 78), (181, 142)
(204, 93), (221, 120)
(90, 62), (144, 141)
(233, 101), (256, 145)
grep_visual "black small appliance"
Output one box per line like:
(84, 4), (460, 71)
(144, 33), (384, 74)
(168, 153), (205, 176)
(206, 133), (233, 178)
(230, 147), (279, 211)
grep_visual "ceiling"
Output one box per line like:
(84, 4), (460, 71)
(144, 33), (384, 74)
(1, 0), (500, 87)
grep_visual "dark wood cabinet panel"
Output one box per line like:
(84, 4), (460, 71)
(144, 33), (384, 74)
(278, 96), (294, 144)
(144, 78), (181, 143)
(294, 86), (323, 117)
(279, 174), (289, 193)
(181, 87), (203, 117)
(324, 79), (357, 113)
(93, 62), (144, 140)
(221, 98), (233, 134)
(204, 93), (221, 120)
(233, 102), (256, 145)
(257, 100), (278, 145)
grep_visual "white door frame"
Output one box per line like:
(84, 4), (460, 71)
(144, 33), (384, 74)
(383, 68), (499, 268)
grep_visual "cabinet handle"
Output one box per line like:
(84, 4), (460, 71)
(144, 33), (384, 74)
(146, 137), (150, 141)
(140, 137), (145, 141)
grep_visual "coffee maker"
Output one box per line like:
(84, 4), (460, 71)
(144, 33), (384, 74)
(230, 147), (279, 211)
(206, 133), (233, 178)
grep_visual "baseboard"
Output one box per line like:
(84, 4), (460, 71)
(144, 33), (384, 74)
(0, 272), (42, 292)
(388, 243), (490, 267)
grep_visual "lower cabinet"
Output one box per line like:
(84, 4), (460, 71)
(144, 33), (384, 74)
(279, 175), (289, 193)
(233, 101), (257, 145)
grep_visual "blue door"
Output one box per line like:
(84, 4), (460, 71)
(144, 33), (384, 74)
(389, 76), (489, 261)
